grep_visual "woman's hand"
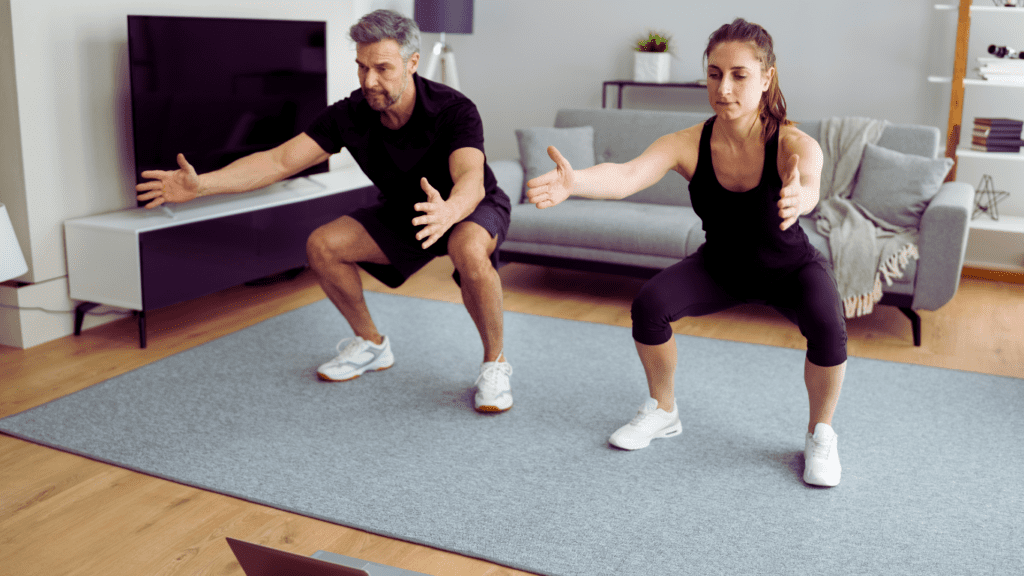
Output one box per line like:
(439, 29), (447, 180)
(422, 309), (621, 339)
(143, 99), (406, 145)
(777, 154), (803, 231)
(525, 146), (576, 209)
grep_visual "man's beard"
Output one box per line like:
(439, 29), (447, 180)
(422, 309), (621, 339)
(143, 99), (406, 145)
(363, 73), (409, 112)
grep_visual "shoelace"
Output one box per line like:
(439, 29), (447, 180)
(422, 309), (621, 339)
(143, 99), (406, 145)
(629, 403), (659, 426)
(808, 435), (833, 460)
(330, 337), (368, 363)
(477, 361), (512, 391)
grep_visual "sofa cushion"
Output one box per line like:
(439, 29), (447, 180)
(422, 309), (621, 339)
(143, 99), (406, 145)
(507, 200), (701, 261)
(850, 143), (954, 229)
(515, 126), (596, 202)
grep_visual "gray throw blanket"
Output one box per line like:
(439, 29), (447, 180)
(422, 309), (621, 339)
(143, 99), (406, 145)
(814, 117), (920, 318)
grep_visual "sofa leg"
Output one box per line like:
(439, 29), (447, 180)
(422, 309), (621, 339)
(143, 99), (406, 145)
(898, 307), (922, 347)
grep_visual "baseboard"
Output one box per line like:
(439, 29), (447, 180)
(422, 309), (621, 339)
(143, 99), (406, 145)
(962, 266), (1024, 285)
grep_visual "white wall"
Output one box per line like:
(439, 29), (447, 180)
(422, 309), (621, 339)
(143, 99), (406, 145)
(385, 0), (957, 162)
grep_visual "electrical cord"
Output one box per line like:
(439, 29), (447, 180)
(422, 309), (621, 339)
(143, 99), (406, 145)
(0, 302), (133, 317)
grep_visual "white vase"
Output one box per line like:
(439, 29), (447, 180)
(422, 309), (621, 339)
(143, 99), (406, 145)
(633, 52), (670, 83)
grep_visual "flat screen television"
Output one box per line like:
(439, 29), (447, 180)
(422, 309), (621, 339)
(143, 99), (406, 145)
(127, 15), (328, 203)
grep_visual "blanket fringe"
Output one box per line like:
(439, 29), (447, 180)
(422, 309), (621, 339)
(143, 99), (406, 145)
(841, 243), (920, 319)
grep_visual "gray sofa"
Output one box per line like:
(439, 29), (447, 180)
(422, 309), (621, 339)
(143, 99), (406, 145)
(488, 108), (975, 346)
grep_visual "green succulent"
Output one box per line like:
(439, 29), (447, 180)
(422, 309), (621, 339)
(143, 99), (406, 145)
(636, 32), (670, 53)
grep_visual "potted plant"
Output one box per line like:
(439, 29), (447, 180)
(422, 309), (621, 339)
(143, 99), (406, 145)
(634, 32), (671, 83)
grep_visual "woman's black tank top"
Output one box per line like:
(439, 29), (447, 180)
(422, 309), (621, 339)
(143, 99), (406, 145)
(688, 116), (818, 295)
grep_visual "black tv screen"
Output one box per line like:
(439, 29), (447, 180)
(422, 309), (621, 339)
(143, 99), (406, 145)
(127, 15), (328, 198)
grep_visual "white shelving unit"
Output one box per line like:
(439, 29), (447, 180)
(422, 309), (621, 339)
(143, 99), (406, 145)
(933, 2), (1024, 273)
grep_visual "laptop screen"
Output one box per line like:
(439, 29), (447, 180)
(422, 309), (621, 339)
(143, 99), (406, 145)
(227, 537), (370, 576)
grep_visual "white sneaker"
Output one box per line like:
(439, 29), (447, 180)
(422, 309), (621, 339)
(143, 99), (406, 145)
(317, 336), (394, 382)
(474, 359), (513, 413)
(804, 423), (841, 487)
(609, 398), (682, 450)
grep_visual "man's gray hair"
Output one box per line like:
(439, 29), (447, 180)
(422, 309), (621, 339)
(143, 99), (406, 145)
(349, 9), (420, 62)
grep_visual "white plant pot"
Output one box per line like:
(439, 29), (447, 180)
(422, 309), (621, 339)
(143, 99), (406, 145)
(633, 51), (670, 83)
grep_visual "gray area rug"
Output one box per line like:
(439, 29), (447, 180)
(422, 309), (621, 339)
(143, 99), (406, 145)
(2, 292), (1021, 575)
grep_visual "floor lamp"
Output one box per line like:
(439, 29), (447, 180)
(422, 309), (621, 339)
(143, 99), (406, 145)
(0, 203), (29, 283)
(414, 0), (473, 91)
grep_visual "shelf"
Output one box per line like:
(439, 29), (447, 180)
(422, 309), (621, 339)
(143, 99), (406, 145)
(970, 5), (1024, 13)
(969, 214), (1024, 232)
(934, 4), (1024, 13)
(965, 78), (1024, 87)
(956, 149), (1024, 161)
(928, 76), (1024, 87)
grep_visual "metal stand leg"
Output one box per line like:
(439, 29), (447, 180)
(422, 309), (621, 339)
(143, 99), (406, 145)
(423, 35), (459, 90)
(136, 310), (147, 349)
(899, 307), (922, 347)
(74, 302), (100, 336)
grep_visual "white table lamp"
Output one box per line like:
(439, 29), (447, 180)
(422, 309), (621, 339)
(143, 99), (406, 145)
(0, 203), (29, 282)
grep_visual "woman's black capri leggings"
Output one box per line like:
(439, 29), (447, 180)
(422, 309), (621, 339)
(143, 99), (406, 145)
(631, 250), (848, 367)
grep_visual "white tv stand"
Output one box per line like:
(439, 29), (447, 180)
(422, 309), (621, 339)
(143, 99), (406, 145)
(64, 167), (375, 347)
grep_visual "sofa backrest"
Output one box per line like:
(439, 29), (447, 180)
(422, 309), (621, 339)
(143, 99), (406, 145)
(555, 109), (708, 206)
(554, 108), (943, 207)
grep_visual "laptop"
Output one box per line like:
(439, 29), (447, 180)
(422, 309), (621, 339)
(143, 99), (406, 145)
(226, 537), (428, 576)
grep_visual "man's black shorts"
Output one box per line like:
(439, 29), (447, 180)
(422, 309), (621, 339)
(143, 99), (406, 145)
(347, 194), (511, 288)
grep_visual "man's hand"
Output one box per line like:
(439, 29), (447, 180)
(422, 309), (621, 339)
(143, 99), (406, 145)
(412, 177), (460, 249)
(777, 154), (803, 231)
(135, 154), (201, 209)
(525, 146), (576, 209)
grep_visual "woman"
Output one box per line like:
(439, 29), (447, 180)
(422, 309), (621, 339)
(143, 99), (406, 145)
(526, 19), (847, 487)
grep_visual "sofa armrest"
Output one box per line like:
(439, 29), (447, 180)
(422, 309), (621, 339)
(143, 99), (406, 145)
(912, 181), (973, 310)
(489, 159), (525, 204)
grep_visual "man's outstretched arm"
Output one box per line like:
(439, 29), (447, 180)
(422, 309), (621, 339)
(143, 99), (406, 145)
(135, 133), (331, 209)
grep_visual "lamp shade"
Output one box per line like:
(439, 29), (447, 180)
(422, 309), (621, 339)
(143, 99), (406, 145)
(0, 203), (28, 282)
(414, 0), (473, 34)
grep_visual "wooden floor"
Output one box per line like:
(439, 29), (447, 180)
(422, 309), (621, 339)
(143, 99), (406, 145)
(1, 260), (1022, 576)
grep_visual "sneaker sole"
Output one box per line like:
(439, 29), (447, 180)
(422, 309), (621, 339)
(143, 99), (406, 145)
(474, 401), (512, 414)
(317, 362), (394, 383)
(609, 421), (683, 450)
(803, 467), (841, 487)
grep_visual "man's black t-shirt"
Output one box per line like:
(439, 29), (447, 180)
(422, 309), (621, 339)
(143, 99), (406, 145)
(304, 73), (510, 224)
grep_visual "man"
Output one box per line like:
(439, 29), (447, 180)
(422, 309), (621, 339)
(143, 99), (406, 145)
(136, 10), (514, 413)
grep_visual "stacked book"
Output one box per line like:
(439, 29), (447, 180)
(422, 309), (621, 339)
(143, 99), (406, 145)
(971, 118), (1023, 153)
(977, 56), (1024, 85)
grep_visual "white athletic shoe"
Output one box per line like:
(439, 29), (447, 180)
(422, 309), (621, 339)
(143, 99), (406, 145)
(474, 359), (513, 413)
(609, 398), (682, 450)
(317, 336), (394, 382)
(804, 423), (842, 487)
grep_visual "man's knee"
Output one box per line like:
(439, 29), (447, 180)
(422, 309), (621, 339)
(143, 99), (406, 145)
(449, 223), (496, 279)
(306, 224), (344, 267)
(306, 225), (329, 263)
(306, 217), (383, 268)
